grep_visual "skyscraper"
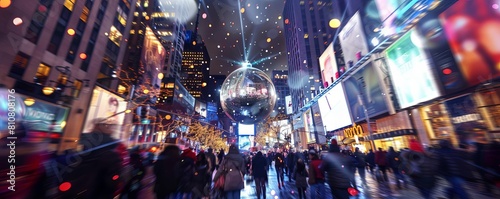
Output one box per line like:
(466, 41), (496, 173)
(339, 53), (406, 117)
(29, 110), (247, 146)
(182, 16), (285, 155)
(272, 70), (290, 115)
(282, 0), (340, 113)
(181, 31), (210, 98)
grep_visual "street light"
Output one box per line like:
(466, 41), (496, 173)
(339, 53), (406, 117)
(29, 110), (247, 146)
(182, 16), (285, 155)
(41, 66), (90, 104)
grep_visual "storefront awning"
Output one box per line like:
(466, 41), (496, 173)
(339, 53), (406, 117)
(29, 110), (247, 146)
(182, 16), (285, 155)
(341, 137), (356, 145)
(364, 129), (416, 140)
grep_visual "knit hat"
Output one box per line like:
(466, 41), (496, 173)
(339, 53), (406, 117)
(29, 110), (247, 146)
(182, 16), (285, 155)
(329, 139), (340, 153)
(409, 139), (424, 152)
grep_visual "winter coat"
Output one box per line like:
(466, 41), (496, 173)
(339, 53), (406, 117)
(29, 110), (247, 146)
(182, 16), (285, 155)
(308, 159), (325, 185)
(205, 152), (217, 172)
(322, 152), (354, 189)
(353, 151), (366, 168)
(375, 151), (388, 166)
(401, 150), (439, 189)
(366, 152), (375, 165)
(214, 154), (246, 191)
(274, 153), (286, 168)
(154, 154), (181, 196)
(436, 147), (463, 178)
(386, 151), (401, 169)
(294, 167), (309, 189)
(252, 155), (268, 179)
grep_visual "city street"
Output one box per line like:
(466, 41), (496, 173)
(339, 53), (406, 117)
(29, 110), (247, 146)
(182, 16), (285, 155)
(135, 163), (498, 199)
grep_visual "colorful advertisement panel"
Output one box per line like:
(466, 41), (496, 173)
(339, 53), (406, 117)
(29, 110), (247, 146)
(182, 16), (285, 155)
(339, 11), (370, 69)
(385, 30), (441, 109)
(440, 0), (500, 87)
(444, 95), (488, 144)
(413, 13), (467, 94)
(19, 95), (69, 133)
(319, 43), (338, 88)
(285, 95), (293, 115)
(375, 0), (434, 36)
(195, 100), (207, 118)
(303, 109), (315, 143)
(238, 135), (254, 151)
(142, 26), (167, 90)
(343, 62), (389, 122)
(83, 87), (128, 138)
(318, 82), (352, 131)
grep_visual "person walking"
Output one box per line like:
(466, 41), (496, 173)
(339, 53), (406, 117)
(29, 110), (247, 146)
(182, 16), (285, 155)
(154, 145), (181, 199)
(387, 147), (407, 189)
(214, 144), (246, 199)
(436, 140), (470, 199)
(401, 139), (439, 199)
(308, 149), (326, 199)
(294, 159), (309, 199)
(375, 147), (389, 182)
(286, 150), (296, 182)
(353, 147), (367, 185)
(366, 149), (375, 174)
(252, 151), (268, 199)
(274, 149), (286, 189)
(322, 140), (356, 199)
(205, 148), (217, 174)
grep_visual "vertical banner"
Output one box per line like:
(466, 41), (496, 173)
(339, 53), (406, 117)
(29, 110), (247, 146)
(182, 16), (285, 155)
(285, 95), (293, 115)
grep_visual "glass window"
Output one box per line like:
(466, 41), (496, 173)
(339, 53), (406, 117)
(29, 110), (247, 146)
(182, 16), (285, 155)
(9, 51), (30, 78)
(35, 63), (51, 85)
(108, 26), (123, 47)
(80, 6), (90, 22)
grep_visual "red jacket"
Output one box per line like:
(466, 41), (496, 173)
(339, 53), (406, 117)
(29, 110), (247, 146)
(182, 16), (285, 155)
(375, 150), (388, 166)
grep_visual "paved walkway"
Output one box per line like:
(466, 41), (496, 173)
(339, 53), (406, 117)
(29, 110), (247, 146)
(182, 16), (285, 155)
(132, 164), (499, 199)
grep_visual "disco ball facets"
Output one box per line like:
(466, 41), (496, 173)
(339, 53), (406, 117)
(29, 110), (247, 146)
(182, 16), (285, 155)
(220, 67), (276, 124)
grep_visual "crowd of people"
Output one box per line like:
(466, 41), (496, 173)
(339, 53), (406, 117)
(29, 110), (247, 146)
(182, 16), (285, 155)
(2, 115), (500, 199)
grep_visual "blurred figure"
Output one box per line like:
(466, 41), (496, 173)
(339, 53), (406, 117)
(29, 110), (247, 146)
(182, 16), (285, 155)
(274, 149), (286, 189)
(58, 118), (123, 199)
(308, 149), (325, 199)
(353, 147), (367, 185)
(154, 145), (181, 199)
(294, 159), (308, 199)
(286, 150), (296, 182)
(205, 148), (216, 173)
(214, 144), (245, 199)
(481, 141), (500, 196)
(178, 148), (197, 199)
(366, 149), (375, 174)
(217, 148), (225, 166)
(193, 153), (209, 199)
(401, 139), (438, 199)
(436, 139), (470, 199)
(375, 147), (389, 181)
(322, 140), (355, 199)
(387, 146), (407, 189)
(252, 151), (268, 199)
(120, 151), (146, 199)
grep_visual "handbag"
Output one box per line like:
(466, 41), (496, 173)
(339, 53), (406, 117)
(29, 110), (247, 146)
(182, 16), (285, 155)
(213, 160), (226, 189)
(223, 161), (245, 191)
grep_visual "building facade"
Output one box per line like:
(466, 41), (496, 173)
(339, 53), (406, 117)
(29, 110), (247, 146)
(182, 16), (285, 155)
(181, 31), (210, 99)
(272, 70), (290, 115)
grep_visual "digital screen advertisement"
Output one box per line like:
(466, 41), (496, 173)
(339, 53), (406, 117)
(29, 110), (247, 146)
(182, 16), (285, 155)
(303, 109), (315, 143)
(318, 82), (352, 131)
(142, 26), (166, 90)
(238, 123), (255, 136)
(343, 62), (389, 122)
(238, 135), (254, 151)
(195, 100), (207, 118)
(385, 30), (441, 109)
(19, 95), (69, 133)
(319, 42), (338, 88)
(339, 11), (370, 69)
(413, 13), (467, 94)
(374, 0), (434, 36)
(83, 87), (128, 138)
(440, 0), (500, 87)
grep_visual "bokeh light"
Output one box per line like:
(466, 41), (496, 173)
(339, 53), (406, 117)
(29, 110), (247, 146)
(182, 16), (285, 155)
(0, 0), (11, 8)
(67, 28), (75, 36)
(329, 18), (341, 28)
(79, 53), (87, 60)
(12, 17), (23, 26)
(202, 13), (207, 19)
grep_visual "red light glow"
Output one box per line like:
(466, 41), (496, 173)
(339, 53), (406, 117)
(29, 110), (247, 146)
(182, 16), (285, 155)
(59, 182), (71, 192)
(443, 68), (452, 75)
(112, 175), (119, 180)
(79, 53), (87, 60)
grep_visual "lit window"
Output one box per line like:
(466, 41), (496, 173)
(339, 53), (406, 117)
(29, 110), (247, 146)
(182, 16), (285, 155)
(35, 63), (51, 85)
(72, 79), (82, 98)
(108, 26), (123, 46)
(64, 0), (76, 11)
(118, 84), (127, 94)
(80, 6), (90, 22)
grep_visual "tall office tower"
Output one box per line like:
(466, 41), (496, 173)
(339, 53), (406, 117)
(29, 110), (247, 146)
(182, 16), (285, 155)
(282, 0), (340, 113)
(181, 31), (210, 98)
(272, 70), (290, 115)
(0, 0), (137, 150)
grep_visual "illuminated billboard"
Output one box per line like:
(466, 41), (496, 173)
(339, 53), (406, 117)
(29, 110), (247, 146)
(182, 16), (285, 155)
(142, 26), (167, 90)
(285, 95), (293, 115)
(83, 86), (128, 139)
(318, 82), (352, 131)
(319, 42), (338, 88)
(385, 30), (441, 109)
(238, 123), (255, 136)
(339, 11), (370, 69)
(238, 135), (254, 151)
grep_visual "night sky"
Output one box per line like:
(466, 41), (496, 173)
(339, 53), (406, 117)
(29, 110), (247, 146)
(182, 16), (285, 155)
(184, 0), (288, 76)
